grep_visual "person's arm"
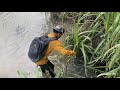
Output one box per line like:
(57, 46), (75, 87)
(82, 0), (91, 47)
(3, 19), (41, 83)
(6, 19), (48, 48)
(53, 40), (76, 56)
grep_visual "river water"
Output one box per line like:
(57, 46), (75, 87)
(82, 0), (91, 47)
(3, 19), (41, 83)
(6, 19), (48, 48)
(0, 12), (50, 78)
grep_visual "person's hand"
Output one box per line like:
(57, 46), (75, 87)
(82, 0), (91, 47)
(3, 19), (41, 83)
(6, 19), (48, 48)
(74, 52), (77, 56)
(73, 52), (77, 59)
(71, 51), (76, 56)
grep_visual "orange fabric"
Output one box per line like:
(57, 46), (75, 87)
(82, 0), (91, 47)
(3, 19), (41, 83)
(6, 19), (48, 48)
(35, 33), (75, 65)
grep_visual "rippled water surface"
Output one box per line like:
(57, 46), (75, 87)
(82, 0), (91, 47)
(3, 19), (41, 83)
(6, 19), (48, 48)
(0, 12), (50, 78)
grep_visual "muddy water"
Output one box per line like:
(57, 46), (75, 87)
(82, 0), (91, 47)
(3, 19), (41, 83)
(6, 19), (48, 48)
(0, 12), (50, 78)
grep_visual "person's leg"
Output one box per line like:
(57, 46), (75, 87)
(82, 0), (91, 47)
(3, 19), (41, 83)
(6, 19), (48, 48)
(40, 65), (46, 73)
(39, 65), (48, 78)
(39, 60), (55, 78)
(46, 60), (56, 78)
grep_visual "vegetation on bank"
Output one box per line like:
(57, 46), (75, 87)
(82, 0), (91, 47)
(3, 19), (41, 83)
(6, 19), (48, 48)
(51, 12), (120, 78)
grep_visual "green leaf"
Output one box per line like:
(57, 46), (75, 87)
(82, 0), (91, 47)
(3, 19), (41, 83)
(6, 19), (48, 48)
(109, 47), (120, 69)
(97, 67), (120, 78)
(103, 44), (120, 59)
(80, 42), (87, 76)
(94, 39), (105, 54)
(17, 70), (28, 78)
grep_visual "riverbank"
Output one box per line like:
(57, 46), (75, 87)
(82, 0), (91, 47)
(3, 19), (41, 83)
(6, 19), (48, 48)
(47, 12), (97, 78)
(49, 12), (120, 78)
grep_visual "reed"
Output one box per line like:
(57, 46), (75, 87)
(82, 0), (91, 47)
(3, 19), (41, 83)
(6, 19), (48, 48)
(61, 12), (120, 78)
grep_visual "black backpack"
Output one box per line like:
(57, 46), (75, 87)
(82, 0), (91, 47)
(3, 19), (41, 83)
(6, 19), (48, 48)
(28, 33), (57, 62)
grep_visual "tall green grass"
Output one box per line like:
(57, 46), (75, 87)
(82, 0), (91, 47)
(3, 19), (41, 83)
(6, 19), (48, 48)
(17, 66), (64, 78)
(59, 12), (120, 78)
(17, 66), (42, 78)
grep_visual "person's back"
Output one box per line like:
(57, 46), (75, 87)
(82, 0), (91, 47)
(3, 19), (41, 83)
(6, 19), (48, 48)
(35, 25), (76, 78)
(35, 33), (75, 65)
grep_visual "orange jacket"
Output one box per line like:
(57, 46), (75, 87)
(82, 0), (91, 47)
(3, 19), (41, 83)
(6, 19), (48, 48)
(35, 33), (75, 65)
